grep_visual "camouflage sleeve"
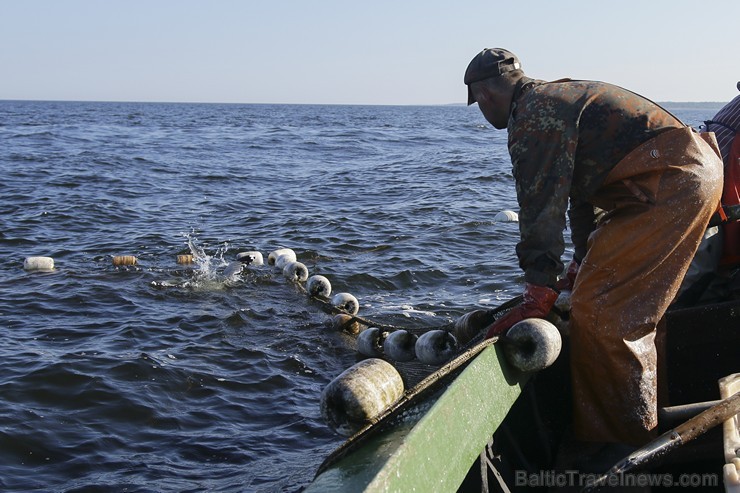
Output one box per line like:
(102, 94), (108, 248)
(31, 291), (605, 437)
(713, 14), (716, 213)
(509, 101), (577, 287)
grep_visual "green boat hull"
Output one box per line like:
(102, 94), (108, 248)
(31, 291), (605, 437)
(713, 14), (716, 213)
(306, 343), (528, 492)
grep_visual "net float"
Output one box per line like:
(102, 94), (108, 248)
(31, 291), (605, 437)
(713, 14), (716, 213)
(306, 275), (332, 298)
(320, 358), (404, 437)
(415, 329), (458, 365)
(502, 318), (562, 372)
(283, 261), (309, 282)
(23, 256), (55, 272)
(453, 309), (496, 345)
(112, 255), (137, 266)
(268, 248), (295, 266)
(332, 313), (361, 334)
(383, 330), (418, 362)
(236, 251), (264, 266)
(357, 327), (387, 358)
(493, 210), (519, 222)
(176, 254), (194, 264)
(275, 253), (298, 270)
(332, 293), (359, 315)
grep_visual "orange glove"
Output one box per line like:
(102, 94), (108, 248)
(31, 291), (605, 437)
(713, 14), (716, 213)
(484, 283), (559, 339)
(554, 259), (580, 292)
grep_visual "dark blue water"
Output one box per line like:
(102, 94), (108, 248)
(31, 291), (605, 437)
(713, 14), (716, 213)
(0, 100), (722, 492)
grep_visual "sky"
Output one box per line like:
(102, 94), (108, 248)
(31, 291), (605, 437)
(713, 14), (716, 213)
(1, 0), (738, 105)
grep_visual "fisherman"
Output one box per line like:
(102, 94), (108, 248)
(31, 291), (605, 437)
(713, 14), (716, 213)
(703, 82), (740, 268)
(675, 82), (740, 305)
(464, 48), (724, 449)
(706, 82), (740, 163)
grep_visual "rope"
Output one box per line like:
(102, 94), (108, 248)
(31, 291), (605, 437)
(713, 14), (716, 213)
(296, 282), (456, 334)
(313, 294), (524, 476)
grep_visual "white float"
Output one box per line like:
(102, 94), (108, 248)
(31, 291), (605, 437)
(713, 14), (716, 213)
(332, 292), (360, 315)
(502, 318), (562, 372)
(283, 261), (309, 282)
(268, 248), (296, 266)
(306, 275), (332, 298)
(493, 210), (519, 222)
(236, 251), (264, 266)
(275, 253), (297, 270)
(23, 256), (55, 272)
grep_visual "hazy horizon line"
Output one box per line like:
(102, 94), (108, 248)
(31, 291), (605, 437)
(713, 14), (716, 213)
(0, 98), (729, 108)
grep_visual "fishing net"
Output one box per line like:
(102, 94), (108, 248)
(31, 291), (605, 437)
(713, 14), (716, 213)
(310, 292), (524, 475)
(306, 286), (522, 387)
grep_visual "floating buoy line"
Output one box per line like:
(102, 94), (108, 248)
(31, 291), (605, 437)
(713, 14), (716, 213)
(20, 210), (532, 438)
(22, 246), (460, 347)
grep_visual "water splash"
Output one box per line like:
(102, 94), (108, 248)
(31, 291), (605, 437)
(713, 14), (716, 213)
(150, 232), (242, 290)
(185, 232), (229, 278)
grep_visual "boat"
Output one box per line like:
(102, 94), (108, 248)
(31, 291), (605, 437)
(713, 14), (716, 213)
(305, 296), (740, 492)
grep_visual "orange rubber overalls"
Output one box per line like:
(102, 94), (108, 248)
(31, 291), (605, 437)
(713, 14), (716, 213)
(569, 126), (724, 445)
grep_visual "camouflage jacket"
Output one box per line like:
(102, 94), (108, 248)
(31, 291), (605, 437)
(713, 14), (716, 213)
(507, 77), (682, 286)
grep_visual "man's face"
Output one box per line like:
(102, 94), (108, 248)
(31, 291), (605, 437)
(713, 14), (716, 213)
(470, 80), (509, 130)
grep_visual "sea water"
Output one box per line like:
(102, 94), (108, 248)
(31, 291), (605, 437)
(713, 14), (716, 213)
(0, 100), (723, 492)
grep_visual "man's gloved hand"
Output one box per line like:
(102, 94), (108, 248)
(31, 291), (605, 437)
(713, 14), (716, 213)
(554, 259), (580, 292)
(484, 283), (559, 339)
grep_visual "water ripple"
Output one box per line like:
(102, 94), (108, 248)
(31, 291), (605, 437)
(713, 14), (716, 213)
(0, 100), (718, 492)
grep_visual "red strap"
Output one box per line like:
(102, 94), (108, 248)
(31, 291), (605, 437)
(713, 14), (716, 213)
(723, 135), (740, 206)
(717, 204), (729, 222)
(720, 133), (740, 266)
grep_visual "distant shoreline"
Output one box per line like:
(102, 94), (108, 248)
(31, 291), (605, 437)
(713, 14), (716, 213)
(660, 101), (726, 110)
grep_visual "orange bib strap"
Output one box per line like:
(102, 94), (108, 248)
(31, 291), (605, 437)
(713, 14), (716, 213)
(720, 132), (740, 266)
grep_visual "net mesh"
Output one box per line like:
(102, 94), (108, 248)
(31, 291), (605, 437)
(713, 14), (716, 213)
(312, 294), (523, 475)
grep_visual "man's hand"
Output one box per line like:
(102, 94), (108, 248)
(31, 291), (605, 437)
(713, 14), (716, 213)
(484, 283), (558, 339)
(554, 259), (580, 292)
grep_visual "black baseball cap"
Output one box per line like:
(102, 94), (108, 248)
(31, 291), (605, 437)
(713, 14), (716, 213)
(464, 48), (521, 105)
